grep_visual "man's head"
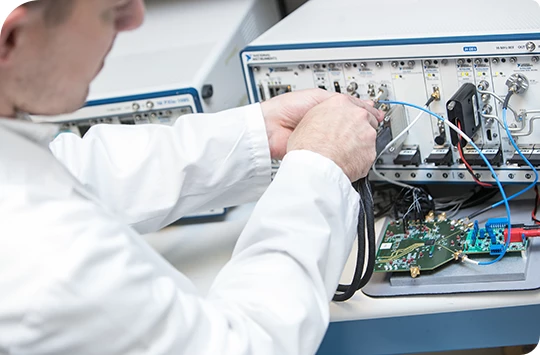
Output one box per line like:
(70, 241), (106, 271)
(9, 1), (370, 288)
(0, 0), (145, 117)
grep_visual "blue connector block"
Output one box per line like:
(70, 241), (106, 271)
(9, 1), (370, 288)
(487, 228), (497, 244)
(470, 220), (479, 246)
(490, 244), (504, 255)
(478, 229), (486, 240)
(470, 231), (477, 246)
(485, 217), (509, 229)
(485, 217), (508, 245)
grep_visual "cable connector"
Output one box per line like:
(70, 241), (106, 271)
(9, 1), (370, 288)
(373, 86), (390, 111)
(431, 87), (441, 101)
(505, 74), (529, 95)
(490, 244), (505, 256)
(455, 251), (480, 265)
(460, 254), (479, 265)
(425, 87), (441, 107)
(485, 217), (509, 229)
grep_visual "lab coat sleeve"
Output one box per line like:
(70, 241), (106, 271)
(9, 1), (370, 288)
(206, 150), (360, 354)
(49, 104), (272, 233)
(13, 151), (359, 355)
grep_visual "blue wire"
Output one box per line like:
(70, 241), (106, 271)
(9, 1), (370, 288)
(379, 100), (511, 265)
(487, 106), (539, 264)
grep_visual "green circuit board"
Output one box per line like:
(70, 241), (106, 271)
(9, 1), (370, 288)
(464, 224), (529, 254)
(374, 214), (528, 277)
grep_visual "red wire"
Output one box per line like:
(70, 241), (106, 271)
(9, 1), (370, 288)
(457, 145), (492, 187)
(456, 122), (493, 188)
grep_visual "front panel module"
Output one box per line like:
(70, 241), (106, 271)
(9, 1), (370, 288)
(241, 0), (540, 184)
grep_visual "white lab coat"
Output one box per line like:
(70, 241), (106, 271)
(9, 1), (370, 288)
(0, 104), (359, 355)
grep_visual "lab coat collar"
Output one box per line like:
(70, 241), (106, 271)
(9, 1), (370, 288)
(0, 116), (110, 212)
(0, 117), (60, 148)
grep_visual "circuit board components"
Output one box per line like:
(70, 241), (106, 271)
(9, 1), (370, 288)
(375, 214), (530, 277)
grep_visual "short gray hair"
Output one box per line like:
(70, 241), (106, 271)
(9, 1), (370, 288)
(27, 0), (75, 25)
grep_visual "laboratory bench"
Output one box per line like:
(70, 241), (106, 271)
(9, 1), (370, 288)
(144, 202), (540, 355)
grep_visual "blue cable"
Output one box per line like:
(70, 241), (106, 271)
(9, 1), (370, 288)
(379, 100), (511, 265)
(486, 105), (539, 264)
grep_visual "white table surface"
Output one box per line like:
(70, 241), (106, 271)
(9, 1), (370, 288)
(143, 202), (540, 323)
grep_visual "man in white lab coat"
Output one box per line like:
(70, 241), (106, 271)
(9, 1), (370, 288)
(0, 1), (383, 354)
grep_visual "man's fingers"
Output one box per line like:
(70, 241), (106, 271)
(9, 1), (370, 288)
(346, 96), (385, 122)
(303, 88), (339, 105)
(365, 112), (379, 130)
(288, 94), (381, 182)
(290, 91), (385, 125)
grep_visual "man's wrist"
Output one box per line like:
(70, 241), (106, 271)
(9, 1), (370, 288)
(259, 101), (277, 160)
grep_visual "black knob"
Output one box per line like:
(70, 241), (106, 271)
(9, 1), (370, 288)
(201, 84), (214, 99)
(434, 135), (446, 145)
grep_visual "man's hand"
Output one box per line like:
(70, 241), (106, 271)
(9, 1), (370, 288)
(261, 89), (337, 160)
(287, 94), (384, 182)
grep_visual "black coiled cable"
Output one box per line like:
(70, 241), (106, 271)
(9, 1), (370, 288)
(333, 178), (376, 302)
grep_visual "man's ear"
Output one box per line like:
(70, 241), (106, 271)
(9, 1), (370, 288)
(0, 6), (30, 63)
